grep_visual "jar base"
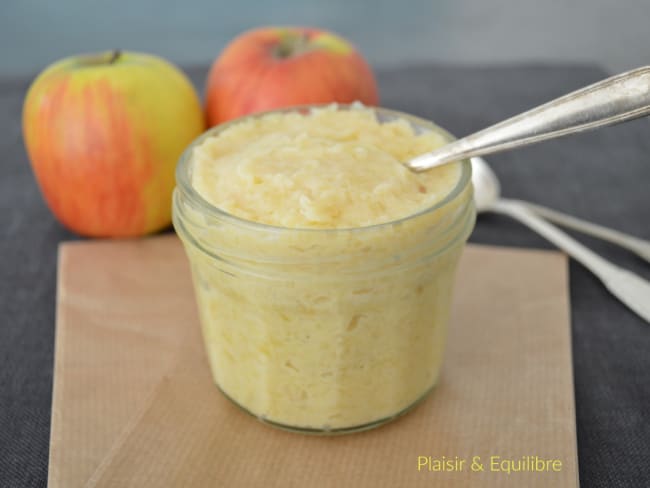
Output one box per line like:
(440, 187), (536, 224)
(214, 380), (439, 436)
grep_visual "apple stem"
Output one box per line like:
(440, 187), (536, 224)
(274, 32), (310, 59)
(109, 50), (121, 64)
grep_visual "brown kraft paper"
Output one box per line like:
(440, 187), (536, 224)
(49, 234), (578, 487)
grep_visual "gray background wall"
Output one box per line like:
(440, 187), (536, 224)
(2, 0), (650, 78)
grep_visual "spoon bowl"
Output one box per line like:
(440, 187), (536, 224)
(470, 157), (501, 212)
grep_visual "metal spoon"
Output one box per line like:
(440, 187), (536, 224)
(471, 157), (650, 323)
(472, 157), (650, 264)
(407, 66), (650, 172)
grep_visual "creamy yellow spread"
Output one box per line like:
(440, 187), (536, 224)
(183, 106), (470, 431)
(191, 105), (460, 228)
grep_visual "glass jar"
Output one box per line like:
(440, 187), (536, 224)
(172, 106), (475, 434)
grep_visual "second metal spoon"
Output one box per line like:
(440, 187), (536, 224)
(471, 157), (650, 323)
(407, 66), (650, 171)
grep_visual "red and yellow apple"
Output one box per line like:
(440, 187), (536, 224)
(205, 27), (379, 125)
(23, 50), (205, 237)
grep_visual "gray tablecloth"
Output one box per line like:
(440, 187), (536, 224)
(1, 64), (648, 487)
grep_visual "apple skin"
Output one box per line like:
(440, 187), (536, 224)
(22, 51), (205, 237)
(205, 27), (379, 125)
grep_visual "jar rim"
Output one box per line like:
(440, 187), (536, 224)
(175, 103), (472, 235)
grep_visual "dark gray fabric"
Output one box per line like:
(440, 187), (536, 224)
(1, 64), (648, 487)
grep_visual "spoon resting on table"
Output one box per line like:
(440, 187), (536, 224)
(471, 157), (650, 264)
(471, 157), (650, 324)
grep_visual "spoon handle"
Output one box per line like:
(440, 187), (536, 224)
(519, 200), (650, 263)
(408, 66), (650, 171)
(491, 198), (650, 324)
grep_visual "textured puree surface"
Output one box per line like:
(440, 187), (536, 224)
(191, 105), (461, 228)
